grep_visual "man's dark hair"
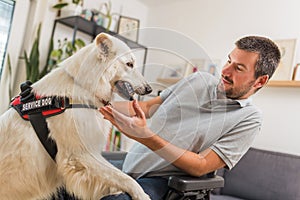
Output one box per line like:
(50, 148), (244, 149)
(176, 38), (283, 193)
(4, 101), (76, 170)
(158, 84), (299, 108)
(235, 36), (281, 79)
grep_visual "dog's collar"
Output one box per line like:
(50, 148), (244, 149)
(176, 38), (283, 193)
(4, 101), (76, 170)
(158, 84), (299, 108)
(101, 99), (111, 106)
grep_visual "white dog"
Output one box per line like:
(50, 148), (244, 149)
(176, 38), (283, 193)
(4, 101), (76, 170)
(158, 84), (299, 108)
(0, 33), (151, 200)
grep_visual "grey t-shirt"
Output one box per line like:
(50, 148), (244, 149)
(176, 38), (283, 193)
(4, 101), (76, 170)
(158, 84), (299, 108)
(122, 72), (262, 179)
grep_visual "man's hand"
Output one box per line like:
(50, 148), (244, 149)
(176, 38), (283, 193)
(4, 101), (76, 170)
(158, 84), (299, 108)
(100, 100), (154, 141)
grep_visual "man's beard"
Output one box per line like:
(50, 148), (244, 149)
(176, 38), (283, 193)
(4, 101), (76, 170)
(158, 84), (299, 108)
(217, 78), (255, 100)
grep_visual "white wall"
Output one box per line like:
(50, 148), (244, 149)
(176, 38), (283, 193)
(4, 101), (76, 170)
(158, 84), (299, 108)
(253, 87), (300, 155)
(142, 0), (300, 155)
(145, 0), (300, 63)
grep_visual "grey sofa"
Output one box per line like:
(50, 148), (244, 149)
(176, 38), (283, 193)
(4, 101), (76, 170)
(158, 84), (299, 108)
(211, 148), (300, 200)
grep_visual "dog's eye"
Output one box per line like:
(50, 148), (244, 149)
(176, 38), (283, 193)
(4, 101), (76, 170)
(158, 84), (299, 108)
(126, 62), (134, 68)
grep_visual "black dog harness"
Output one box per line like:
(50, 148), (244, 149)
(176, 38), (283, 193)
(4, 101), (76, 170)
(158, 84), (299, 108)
(11, 95), (99, 161)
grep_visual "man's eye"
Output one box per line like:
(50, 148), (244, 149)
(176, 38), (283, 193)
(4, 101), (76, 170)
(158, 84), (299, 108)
(227, 60), (231, 64)
(236, 66), (242, 71)
(126, 62), (134, 68)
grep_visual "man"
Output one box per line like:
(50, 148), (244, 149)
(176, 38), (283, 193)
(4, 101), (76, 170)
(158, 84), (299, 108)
(100, 36), (281, 199)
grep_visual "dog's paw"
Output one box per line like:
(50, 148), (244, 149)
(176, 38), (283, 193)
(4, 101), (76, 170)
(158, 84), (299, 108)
(131, 193), (151, 200)
(129, 188), (151, 200)
(123, 178), (151, 200)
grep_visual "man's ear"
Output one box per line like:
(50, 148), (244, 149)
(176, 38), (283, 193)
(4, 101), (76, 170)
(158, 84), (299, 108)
(95, 33), (113, 61)
(254, 75), (269, 89)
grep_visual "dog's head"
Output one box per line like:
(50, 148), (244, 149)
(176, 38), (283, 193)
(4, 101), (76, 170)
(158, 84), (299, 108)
(95, 33), (152, 100)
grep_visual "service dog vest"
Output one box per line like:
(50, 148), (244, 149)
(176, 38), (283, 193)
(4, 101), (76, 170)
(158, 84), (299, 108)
(11, 95), (98, 161)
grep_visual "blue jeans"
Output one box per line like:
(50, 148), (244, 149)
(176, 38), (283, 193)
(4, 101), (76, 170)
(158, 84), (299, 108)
(101, 177), (169, 200)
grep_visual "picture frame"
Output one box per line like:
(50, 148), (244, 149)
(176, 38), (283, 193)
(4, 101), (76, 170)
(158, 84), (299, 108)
(185, 58), (221, 76)
(206, 59), (221, 76)
(117, 16), (140, 42)
(292, 63), (300, 81)
(160, 64), (185, 79)
(272, 39), (296, 80)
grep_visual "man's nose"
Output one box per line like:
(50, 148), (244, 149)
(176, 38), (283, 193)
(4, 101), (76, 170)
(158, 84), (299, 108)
(222, 63), (234, 75)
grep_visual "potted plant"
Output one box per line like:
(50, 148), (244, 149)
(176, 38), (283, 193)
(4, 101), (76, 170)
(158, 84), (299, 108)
(52, 0), (83, 17)
(99, 0), (118, 31)
(23, 23), (42, 83)
(22, 23), (85, 83)
(48, 37), (85, 68)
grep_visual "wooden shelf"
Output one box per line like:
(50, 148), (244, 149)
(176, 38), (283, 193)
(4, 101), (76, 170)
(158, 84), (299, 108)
(157, 78), (300, 88)
(267, 80), (300, 87)
(156, 78), (180, 85)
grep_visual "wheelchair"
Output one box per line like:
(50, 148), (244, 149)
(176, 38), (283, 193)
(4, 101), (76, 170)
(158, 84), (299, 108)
(102, 151), (224, 200)
(53, 151), (224, 200)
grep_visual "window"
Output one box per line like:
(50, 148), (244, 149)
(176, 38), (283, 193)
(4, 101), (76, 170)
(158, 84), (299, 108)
(0, 0), (15, 78)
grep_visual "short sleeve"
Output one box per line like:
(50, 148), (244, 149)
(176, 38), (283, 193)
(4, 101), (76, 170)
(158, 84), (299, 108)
(211, 110), (262, 169)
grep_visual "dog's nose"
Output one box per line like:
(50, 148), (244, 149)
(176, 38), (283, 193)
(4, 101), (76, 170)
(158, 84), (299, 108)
(144, 84), (152, 94)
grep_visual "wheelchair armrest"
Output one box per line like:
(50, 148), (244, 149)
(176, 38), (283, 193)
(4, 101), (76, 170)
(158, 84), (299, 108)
(101, 151), (128, 170)
(168, 174), (224, 192)
(102, 151), (127, 160)
(101, 151), (225, 192)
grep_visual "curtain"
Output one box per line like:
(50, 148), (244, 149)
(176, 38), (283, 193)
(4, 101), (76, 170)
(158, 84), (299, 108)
(0, 0), (30, 114)
(0, 0), (15, 77)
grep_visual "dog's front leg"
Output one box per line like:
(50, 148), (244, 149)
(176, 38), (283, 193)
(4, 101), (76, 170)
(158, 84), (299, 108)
(58, 153), (150, 200)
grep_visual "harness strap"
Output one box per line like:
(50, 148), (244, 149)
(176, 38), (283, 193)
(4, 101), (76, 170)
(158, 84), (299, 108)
(28, 112), (57, 160)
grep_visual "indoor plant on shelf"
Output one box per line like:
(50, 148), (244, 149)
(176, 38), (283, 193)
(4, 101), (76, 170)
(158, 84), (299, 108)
(99, 0), (118, 31)
(22, 23), (85, 83)
(48, 37), (85, 69)
(52, 0), (83, 17)
(23, 23), (43, 83)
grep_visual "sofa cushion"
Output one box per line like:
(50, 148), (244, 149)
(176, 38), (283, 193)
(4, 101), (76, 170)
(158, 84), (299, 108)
(220, 148), (300, 200)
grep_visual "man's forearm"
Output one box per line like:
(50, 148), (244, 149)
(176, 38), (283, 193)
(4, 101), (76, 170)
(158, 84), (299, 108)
(136, 130), (211, 177)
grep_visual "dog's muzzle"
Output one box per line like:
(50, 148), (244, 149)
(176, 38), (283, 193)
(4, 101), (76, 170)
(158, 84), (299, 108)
(114, 81), (152, 100)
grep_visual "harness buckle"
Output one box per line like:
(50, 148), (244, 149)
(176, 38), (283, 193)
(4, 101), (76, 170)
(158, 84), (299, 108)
(61, 97), (71, 109)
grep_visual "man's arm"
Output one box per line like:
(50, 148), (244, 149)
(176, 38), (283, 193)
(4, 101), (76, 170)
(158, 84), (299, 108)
(138, 134), (226, 176)
(110, 96), (162, 118)
(100, 100), (226, 177)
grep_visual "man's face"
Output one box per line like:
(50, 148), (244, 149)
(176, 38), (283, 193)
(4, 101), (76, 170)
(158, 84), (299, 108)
(218, 48), (261, 99)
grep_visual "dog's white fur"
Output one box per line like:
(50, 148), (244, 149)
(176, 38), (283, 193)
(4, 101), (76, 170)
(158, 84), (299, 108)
(0, 33), (151, 200)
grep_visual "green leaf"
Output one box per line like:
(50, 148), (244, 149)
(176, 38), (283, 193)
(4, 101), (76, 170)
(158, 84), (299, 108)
(22, 23), (41, 83)
(23, 51), (30, 80)
(72, 0), (80, 5)
(50, 50), (61, 58)
(75, 38), (85, 48)
(7, 54), (12, 100)
(52, 3), (68, 9)
(40, 38), (54, 78)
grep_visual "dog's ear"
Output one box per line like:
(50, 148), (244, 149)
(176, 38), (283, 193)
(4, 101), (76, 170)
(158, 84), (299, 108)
(95, 33), (113, 61)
